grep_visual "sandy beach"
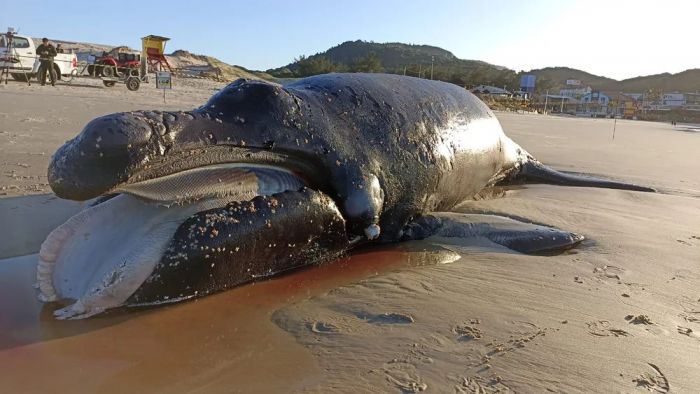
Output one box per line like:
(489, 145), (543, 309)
(0, 77), (698, 393)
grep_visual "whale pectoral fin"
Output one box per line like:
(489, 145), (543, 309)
(402, 213), (584, 255)
(126, 188), (350, 306)
(505, 160), (655, 192)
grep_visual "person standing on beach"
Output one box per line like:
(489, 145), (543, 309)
(37, 38), (57, 86)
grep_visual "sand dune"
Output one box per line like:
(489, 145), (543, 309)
(0, 77), (698, 393)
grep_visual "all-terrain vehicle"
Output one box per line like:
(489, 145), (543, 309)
(88, 51), (140, 78)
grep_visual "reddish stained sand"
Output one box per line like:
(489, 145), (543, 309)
(0, 249), (424, 392)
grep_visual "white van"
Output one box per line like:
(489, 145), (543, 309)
(0, 34), (78, 81)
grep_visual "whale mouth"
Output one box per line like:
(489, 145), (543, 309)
(37, 164), (306, 319)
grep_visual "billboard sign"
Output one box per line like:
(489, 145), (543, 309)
(520, 74), (536, 93)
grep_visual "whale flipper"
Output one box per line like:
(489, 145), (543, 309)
(402, 213), (584, 255)
(127, 188), (349, 306)
(507, 160), (655, 192)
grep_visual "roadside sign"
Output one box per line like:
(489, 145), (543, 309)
(156, 71), (172, 89)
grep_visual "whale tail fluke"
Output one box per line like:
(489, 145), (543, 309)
(507, 160), (655, 192)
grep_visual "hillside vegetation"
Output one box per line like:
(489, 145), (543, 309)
(267, 40), (520, 90)
(268, 40), (700, 94)
(528, 67), (700, 93)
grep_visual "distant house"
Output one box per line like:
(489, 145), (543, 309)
(580, 91), (610, 106)
(623, 93), (644, 101)
(683, 92), (700, 111)
(471, 85), (512, 97)
(559, 86), (592, 99)
(577, 91), (611, 117)
(662, 92), (685, 107)
(541, 94), (577, 114)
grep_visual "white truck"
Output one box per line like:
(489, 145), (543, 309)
(0, 33), (78, 82)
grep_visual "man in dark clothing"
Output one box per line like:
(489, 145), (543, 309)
(37, 38), (57, 86)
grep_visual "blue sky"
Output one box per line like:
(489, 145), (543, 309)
(6, 0), (698, 80)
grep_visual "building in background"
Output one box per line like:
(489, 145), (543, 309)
(560, 86), (592, 99)
(662, 92), (685, 107)
(540, 93), (577, 114)
(683, 92), (700, 111)
(623, 93), (644, 101)
(608, 94), (641, 119)
(471, 85), (512, 97)
(578, 91), (610, 117)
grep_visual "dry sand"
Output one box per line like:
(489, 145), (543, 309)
(0, 78), (699, 393)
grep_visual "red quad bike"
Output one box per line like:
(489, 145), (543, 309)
(88, 52), (141, 78)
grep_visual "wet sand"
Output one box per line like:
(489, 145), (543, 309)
(1, 248), (453, 393)
(1, 79), (699, 392)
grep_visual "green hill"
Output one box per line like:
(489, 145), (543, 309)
(267, 40), (519, 90)
(268, 40), (700, 94)
(310, 40), (458, 68)
(613, 69), (700, 92)
(528, 67), (700, 93)
(526, 67), (616, 92)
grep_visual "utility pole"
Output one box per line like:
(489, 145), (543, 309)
(560, 96), (565, 113)
(543, 90), (549, 114)
(618, 92), (622, 118)
(418, 64), (422, 78)
(430, 56), (434, 80)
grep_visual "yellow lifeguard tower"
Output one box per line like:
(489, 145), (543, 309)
(141, 35), (172, 73)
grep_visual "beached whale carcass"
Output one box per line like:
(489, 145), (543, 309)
(38, 73), (653, 319)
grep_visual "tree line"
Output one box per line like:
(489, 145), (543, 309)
(272, 53), (555, 93)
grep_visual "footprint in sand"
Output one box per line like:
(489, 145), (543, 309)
(453, 323), (483, 341)
(350, 311), (414, 325)
(593, 265), (624, 281)
(632, 363), (669, 393)
(485, 322), (549, 355)
(456, 375), (511, 393)
(675, 296), (700, 318)
(670, 269), (700, 282)
(383, 360), (427, 393)
(309, 321), (340, 335)
(586, 320), (631, 337)
(677, 326), (699, 340)
(625, 314), (654, 325)
(680, 313), (700, 324)
(367, 313), (415, 325)
(677, 235), (700, 246)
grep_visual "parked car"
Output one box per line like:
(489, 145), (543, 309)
(0, 33), (78, 81)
